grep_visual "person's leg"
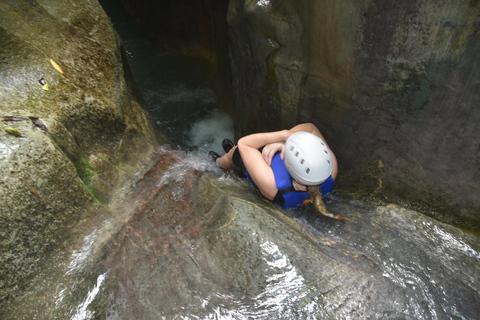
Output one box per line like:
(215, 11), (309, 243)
(216, 146), (237, 169)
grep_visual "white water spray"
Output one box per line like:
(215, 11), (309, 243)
(188, 108), (234, 155)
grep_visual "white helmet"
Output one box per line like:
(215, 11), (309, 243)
(284, 131), (333, 185)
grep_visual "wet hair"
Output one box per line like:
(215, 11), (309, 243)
(306, 185), (348, 220)
(306, 185), (328, 215)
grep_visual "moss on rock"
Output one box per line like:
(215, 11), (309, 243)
(0, 0), (168, 310)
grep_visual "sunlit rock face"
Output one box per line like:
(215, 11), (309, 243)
(226, 0), (480, 228)
(0, 0), (165, 308)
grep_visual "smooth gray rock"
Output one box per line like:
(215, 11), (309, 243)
(6, 150), (479, 319)
(0, 0), (166, 309)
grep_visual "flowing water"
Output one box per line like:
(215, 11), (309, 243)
(4, 1), (480, 319)
(99, 0), (234, 155)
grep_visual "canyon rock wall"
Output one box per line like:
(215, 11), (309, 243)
(121, 0), (234, 109)
(0, 0), (166, 308)
(226, 0), (480, 229)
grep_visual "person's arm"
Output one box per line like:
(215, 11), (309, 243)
(237, 130), (292, 200)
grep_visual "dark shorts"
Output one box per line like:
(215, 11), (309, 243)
(232, 148), (247, 178)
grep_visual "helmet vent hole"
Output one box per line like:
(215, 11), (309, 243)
(300, 159), (305, 165)
(306, 168), (310, 174)
(289, 146), (295, 151)
(295, 151), (299, 157)
(327, 160), (331, 164)
(324, 150), (328, 154)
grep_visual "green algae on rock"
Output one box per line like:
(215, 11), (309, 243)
(0, 0), (167, 310)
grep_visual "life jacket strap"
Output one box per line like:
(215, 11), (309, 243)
(273, 187), (295, 206)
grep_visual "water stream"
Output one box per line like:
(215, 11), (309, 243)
(99, 0), (233, 155)
(97, 3), (480, 318)
(4, 1), (480, 319)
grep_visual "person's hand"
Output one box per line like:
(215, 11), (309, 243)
(262, 142), (285, 166)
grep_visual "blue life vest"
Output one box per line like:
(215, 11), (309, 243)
(245, 152), (334, 208)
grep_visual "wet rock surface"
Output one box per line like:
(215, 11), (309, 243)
(5, 149), (479, 319)
(0, 0), (166, 309)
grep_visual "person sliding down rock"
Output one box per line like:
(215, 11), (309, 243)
(209, 123), (347, 219)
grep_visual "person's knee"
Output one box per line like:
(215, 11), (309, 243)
(218, 156), (232, 169)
